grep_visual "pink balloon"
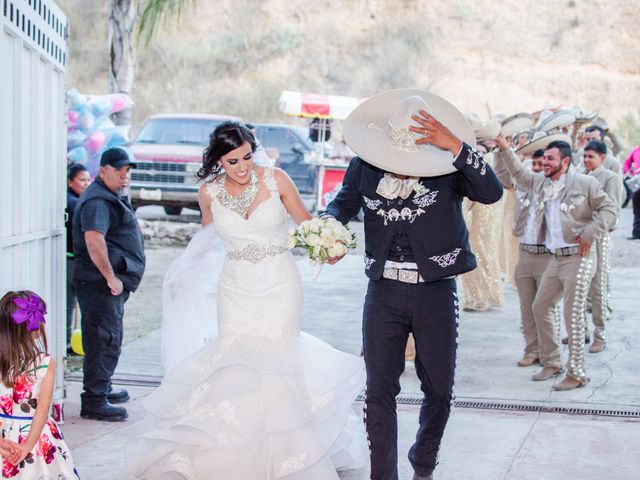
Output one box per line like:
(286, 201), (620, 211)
(111, 96), (127, 113)
(68, 110), (79, 126)
(86, 131), (106, 153)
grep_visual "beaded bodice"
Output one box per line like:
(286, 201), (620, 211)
(207, 168), (289, 261)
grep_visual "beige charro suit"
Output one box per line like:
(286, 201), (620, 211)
(497, 148), (618, 381)
(494, 154), (555, 359)
(586, 165), (622, 342)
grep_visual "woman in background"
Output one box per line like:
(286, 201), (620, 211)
(65, 163), (90, 352)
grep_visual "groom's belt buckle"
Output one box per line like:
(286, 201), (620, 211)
(383, 268), (424, 284)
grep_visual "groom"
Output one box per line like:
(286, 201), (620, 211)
(325, 89), (503, 480)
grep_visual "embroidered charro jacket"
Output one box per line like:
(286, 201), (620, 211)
(587, 165), (623, 210)
(325, 143), (504, 281)
(497, 147), (618, 245)
(587, 165), (622, 231)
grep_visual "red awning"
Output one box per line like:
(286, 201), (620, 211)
(278, 91), (365, 120)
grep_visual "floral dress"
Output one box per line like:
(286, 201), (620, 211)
(0, 355), (79, 479)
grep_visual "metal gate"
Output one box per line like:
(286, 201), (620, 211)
(1, 0), (69, 408)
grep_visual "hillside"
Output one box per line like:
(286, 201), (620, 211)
(58, 0), (640, 143)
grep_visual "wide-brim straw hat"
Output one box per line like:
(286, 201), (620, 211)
(342, 88), (475, 177)
(501, 113), (534, 138)
(516, 130), (572, 156)
(464, 112), (502, 142)
(537, 110), (576, 132)
(571, 106), (599, 125)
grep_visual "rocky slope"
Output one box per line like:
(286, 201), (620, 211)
(58, 0), (640, 141)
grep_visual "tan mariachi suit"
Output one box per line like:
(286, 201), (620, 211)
(498, 148), (618, 382)
(494, 155), (557, 361)
(586, 165), (623, 344)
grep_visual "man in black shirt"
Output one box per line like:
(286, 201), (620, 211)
(73, 147), (146, 422)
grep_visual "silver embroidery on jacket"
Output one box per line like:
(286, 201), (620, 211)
(412, 190), (438, 208)
(363, 196), (382, 211)
(364, 257), (375, 270)
(378, 207), (425, 225)
(429, 248), (462, 268)
(465, 149), (487, 176)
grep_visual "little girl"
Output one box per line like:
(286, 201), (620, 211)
(0, 291), (79, 479)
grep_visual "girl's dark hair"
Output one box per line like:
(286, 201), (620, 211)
(197, 121), (257, 181)
(68, 162), (88, 181)
(0, 291), (48, 388)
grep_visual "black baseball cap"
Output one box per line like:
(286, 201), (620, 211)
(100, 146), (137, 168)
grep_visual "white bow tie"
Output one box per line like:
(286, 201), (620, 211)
(376, 174), (419, 200)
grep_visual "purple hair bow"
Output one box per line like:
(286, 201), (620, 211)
(11, 294), (46, 331)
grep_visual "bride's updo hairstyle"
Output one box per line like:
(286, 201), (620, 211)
(197, 121), (257, 181)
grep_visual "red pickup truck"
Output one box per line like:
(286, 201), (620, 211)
(130, 113), (242, 215)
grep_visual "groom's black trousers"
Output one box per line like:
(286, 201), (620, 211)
(363, 277), (459, 480)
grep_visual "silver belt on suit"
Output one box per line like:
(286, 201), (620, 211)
(553, 246), (580, 257)
(519, 243), (551, 254)
(382, 268), (425, 284)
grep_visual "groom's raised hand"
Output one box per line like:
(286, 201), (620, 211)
(409, 109), (463, 156)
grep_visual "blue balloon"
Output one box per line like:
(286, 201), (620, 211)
(67, 130), (87, 148)
(67, 146), (88, 164)
(89, 97), (112, 117)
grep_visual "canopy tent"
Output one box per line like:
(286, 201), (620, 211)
(278, 91), (365, 120)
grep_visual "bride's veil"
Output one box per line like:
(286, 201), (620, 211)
(161, 223), (224, 371)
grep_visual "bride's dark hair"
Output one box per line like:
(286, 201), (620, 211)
(197, 121), (257, 181)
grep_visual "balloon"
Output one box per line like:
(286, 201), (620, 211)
(67, 130), (87, 148)
(67, 110), (79, 127)
(103, 125), (131, 148)
(84, 151), (101, 178)
(70, 329), (84, 356)
(89, 96), (112, 117)
(94, 116), (116, 131)
(67, 146), (88, 164)
(86, 131), (106, 153)
(66, 88), (87, 109)
(77, 111), (95, 131)
(109, 94), (133, 114)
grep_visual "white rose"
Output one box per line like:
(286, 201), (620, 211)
(312, 245), (322, 258)
(306, 233), (321, 247)
(321, 233), (335, 248)
(329, 243), (348, 258)
(287, 235), (297, 249)
(309, 217), (323, 232)
(300, 221), (312, 233)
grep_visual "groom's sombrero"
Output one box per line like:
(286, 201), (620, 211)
(342, 88), (475, 177)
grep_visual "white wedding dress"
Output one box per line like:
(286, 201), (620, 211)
(128, 168), (367, 479)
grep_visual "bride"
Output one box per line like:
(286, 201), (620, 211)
(128, 122), (367, 479)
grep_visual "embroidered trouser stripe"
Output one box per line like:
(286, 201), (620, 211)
(588, 234), (612, 341)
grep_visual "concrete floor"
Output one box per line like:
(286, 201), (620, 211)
(60, 209), (640, 479)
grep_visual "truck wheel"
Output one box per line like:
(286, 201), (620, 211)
(163, 206), (182, 216)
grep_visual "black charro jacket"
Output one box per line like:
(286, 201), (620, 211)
(325, 143), (504, 281)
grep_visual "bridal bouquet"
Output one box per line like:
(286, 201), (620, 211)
(288, 216), (357, 280)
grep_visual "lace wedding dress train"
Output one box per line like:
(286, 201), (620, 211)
(128, 168), (367, 479)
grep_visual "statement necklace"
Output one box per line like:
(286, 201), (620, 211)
(219, 171), (259, 218)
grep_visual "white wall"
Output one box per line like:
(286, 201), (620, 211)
(1, 0), (69, 405)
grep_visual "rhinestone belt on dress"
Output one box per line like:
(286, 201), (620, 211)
(227, 244), (288, 264)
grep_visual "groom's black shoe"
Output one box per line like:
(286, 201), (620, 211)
(412, 474), (433, 480)
(107, 388), (130, 404)
(80, 403), (128, 422)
